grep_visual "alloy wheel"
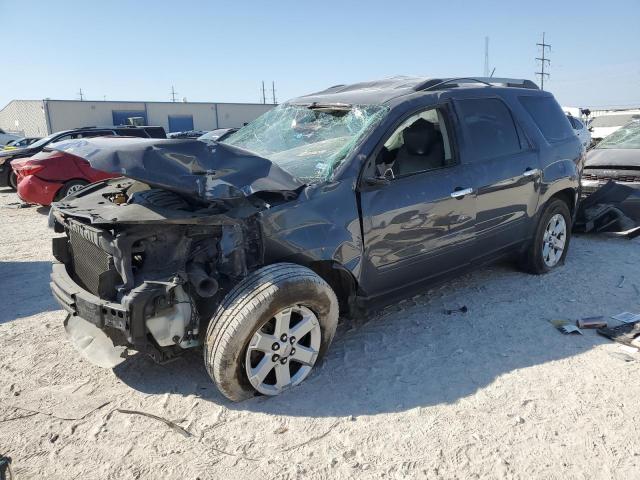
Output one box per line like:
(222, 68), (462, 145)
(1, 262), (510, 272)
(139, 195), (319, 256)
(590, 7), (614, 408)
(244, 305), (321, 395)
(542, 213), (566, 267)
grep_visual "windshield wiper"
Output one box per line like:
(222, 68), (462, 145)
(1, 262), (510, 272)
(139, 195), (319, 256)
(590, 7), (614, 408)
(307, 102), (352, 112)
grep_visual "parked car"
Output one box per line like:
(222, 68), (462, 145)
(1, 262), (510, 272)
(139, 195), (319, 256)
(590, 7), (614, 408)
(582, 120), (640, 219)
(3, 137), (41, 151)
(48, 76), (582, 401)
(566, 115), (591, 149)
(0, 125), (166, 190)
(13, 150), (119, 205)
(168, 130), (209, 139)
(198, 128), (239, 144)
(588, 110), (640, 144)
(0, 128), (21, 146)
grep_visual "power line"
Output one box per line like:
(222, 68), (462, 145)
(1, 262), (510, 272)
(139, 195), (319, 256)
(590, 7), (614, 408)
(535, 32), (551, 90)
(483, 37), (490, 77)
(170, 85), (178, 102)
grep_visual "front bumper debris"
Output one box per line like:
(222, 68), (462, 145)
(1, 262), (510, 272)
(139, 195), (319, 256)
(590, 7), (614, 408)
(50, 262), (130, 333)
(64, 314), (129, 368)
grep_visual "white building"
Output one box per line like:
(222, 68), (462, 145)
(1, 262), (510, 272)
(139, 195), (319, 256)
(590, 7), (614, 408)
(0, 99), (275, 137)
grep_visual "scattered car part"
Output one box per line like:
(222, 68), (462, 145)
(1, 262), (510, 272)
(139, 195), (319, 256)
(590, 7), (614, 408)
(611, 312), (640, 324)
(598, 322), (640, 347)
(576, 317), (607, 329)
(575, 181), (640, 233)
(444, 306), (468, 315)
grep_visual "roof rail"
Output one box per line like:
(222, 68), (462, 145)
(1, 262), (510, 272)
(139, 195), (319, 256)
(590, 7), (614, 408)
(415, 77), (539, 92)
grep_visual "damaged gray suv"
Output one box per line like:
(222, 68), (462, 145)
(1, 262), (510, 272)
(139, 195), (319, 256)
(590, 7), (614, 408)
(49, 77), (583, 401)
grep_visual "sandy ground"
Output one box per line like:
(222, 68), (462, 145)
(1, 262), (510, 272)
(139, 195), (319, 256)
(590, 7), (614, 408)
(1, 186), (639, 480)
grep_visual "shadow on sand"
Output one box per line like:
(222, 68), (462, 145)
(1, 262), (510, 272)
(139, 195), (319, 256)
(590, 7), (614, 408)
(113, 261), (611, 416)
(0, 261), (59, 323)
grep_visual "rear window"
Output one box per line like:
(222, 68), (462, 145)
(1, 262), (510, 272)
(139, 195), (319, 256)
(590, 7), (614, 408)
(114, 128), (148, 138)
(456, 98), (522, 161)
(519, 96), (574, 143)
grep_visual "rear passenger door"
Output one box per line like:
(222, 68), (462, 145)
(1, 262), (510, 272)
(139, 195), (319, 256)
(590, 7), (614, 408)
(454, 97), (541, 257)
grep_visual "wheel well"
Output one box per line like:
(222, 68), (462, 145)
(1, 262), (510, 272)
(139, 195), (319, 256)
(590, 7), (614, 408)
(308, 261), (357, 314)
(549, 188), (576, 217)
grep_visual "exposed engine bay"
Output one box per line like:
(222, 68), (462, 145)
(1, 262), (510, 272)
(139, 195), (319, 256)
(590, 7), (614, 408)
(49, 177), (272, 365)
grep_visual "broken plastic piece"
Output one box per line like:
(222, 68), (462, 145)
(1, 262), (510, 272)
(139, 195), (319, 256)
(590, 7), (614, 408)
(64, 314), (128, 368)
(577, 317), (608, 329)
(558, 324), (583, 335)
(444, 306), (468, 315)
(611, 312), (640, 324)
(598, 322), (640, 347)
(549, 319), (583, 334)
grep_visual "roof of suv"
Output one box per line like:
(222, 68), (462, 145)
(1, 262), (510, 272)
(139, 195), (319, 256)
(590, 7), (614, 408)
(292, 76), (539, 106)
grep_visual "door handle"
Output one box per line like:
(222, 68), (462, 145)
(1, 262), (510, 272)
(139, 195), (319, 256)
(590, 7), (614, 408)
(450, 187), (473, 198)
(523, 168), (540, 177)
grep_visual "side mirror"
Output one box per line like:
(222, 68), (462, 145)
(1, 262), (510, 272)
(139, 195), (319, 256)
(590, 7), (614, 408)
(364, 176), (390, 187)
(364, 167), (395, 187)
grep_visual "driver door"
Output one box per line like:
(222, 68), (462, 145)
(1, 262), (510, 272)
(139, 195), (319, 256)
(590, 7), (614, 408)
(358, 105), (476, 297)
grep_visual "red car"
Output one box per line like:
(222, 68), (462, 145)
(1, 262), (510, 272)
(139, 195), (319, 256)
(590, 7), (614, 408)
(12, 149), (119, 205)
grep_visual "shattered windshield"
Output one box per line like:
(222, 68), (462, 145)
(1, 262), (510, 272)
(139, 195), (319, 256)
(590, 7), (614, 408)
(222, 103), (388, 183)
(597, 121), (640, 149)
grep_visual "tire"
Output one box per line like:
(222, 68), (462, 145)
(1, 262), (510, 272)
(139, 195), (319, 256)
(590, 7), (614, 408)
(521, 198), (572, 274)
(204, 263), (339, 402)
(8, 169), (17, 190)
(55, 180), (88, 201)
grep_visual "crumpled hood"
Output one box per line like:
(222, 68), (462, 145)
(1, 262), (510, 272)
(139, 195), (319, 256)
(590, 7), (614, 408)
(585, 148), (640, 168)
(49, 137), (305, 201)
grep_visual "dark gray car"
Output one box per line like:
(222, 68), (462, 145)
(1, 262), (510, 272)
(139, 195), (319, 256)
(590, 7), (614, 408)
(48, 77), (583, 401)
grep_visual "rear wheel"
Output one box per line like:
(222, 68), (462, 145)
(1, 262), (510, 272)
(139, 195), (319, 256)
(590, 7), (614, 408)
(55, 180), (88, 201)
(521, 198), (571, 274)
(204, 263), (339, 402)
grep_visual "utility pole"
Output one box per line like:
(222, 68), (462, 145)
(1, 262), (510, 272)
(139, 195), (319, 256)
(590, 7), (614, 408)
(271, 81), (277, 104)
(535, 32), (551, 90)
(78, 88), (84, 101)
(170, 85), (178, 102)
(261, 81), (266, 104)
(483, 36), (490, 77)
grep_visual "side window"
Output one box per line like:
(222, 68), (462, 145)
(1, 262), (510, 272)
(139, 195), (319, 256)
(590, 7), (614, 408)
(519, 95), (574, 143)
(377, 107), (454, 177)
(50, 134), (71, 144)
(79, 130), (114, 138)
(456, 98), (522, 162)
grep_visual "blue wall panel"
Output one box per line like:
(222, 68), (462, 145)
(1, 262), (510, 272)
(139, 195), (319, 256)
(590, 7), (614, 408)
(168, 115), (194, 132)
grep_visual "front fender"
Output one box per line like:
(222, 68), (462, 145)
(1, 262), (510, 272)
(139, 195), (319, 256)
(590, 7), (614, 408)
(260, 180), (363, 278)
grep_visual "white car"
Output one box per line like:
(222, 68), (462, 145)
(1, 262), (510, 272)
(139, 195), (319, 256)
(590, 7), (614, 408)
(566, 115), (591, 149)
(0, 128), (21, 146)
(588, 111), (640, 144)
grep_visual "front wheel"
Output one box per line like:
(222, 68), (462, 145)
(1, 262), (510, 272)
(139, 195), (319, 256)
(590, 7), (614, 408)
(204, 263), (339, 402)
(521, 198), (572, 274)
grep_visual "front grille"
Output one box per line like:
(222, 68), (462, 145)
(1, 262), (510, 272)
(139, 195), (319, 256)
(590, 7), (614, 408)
(582, 172), (640, 183)
(68, 228), (120, 299)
